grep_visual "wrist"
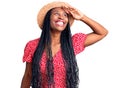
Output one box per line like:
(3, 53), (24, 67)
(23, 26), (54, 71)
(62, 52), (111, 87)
(80, 15), (88, 22)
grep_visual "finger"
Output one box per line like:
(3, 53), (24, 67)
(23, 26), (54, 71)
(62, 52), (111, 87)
(61, 6), (70, 14)
(61, 6), (68, 9)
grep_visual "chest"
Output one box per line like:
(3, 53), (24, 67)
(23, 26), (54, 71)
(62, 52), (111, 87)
(40, 49), (65, 74)
(51, 44), (61, 57)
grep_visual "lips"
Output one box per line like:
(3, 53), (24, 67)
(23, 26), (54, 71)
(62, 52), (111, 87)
(55, 20), (65, 27)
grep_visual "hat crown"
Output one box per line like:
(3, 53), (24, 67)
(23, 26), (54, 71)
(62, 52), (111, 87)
(37, 1), (74, 29)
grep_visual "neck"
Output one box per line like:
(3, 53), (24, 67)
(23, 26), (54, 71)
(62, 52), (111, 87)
(50, 31), (61, 45)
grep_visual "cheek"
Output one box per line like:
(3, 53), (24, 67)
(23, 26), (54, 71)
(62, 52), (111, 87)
(50, 17), (55, 26)
(66, 18), (69, 24)
(50, 20), (54, 28)
(50, 14), (56, 21)
(64, 16), (69, 23)
(50, 15), (56, 23)
(50, 16), (54, 27)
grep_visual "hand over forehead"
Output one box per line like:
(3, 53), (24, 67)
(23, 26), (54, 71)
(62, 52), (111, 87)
(61, 6), (84, 20)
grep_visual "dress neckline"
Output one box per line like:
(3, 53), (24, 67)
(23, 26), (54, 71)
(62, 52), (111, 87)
(43, 49), (61, 58)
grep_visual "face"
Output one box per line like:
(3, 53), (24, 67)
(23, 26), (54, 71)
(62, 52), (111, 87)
(50, 7), (69, 32)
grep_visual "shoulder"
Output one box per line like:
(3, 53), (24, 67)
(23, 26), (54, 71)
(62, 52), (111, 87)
(27, 38), (40, 45)
(26, 38), (40, 47)
(72, 33), (87, 55)
(22, 38), (40, 63)
(72, 33), (87, 40)
(24, 38), (40, 51)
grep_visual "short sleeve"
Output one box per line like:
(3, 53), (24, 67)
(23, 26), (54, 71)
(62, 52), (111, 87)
(72, 33), (87, 55)
(22, 38), (39, 63)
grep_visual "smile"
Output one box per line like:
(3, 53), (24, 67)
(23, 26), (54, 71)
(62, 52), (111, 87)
(55, 20), (65, 27)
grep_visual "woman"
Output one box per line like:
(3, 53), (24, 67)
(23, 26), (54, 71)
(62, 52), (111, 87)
(21, 1), (108, 88)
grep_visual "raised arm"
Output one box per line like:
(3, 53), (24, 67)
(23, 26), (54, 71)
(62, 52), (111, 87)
(62, 6), (108, 47)
(80, 15), (108, 47)
(21, 62), (32, 88)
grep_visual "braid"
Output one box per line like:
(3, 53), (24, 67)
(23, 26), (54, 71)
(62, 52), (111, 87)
(31, 8), (79, 88)
(61, 23), (79, 88)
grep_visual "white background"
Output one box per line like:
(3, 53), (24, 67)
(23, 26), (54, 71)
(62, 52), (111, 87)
(0, 0), (120, 88)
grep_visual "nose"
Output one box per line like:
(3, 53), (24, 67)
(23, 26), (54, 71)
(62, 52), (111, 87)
(58, 15), (63, 20)
(58, 13), (64, 19)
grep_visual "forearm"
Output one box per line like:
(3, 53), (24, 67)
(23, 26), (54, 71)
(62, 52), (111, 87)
(81, 15), (108, 36)
(21, 74), (31, 88)
(63, 6), (108, 46)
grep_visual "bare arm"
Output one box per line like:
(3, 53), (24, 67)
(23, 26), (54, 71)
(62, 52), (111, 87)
(62, 6), (108, 47)
(21, 62), (32, 88)
(81, 15), (108, 47)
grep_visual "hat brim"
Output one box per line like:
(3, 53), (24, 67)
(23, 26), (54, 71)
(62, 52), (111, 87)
(37, 1), (74, 29)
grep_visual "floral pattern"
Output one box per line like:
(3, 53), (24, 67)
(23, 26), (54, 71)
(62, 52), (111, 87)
(23, 33), (86, 88)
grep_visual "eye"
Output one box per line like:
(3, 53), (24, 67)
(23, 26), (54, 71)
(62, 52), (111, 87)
(54, 12), (59, 16)
(63, 13), (68, 17)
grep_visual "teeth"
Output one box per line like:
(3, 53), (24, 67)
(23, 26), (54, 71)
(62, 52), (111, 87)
(56, 21), (64, 26)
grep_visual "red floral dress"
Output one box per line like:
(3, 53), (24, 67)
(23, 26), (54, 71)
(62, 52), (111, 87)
(22, 33), (86, 88)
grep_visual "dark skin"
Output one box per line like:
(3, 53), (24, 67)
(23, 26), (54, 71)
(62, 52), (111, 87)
(21, 63), (32, 88)
(21, 7), (108, 88)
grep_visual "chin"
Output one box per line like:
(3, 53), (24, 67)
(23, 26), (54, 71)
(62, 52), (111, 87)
(55, 27), (66, 32)
(51, 26), (66, 32)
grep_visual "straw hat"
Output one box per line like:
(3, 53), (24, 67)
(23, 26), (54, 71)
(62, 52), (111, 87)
(37, 1), (74, 29)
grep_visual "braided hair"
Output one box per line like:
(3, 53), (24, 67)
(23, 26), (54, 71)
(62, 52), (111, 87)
(31, 8), (79, 88)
